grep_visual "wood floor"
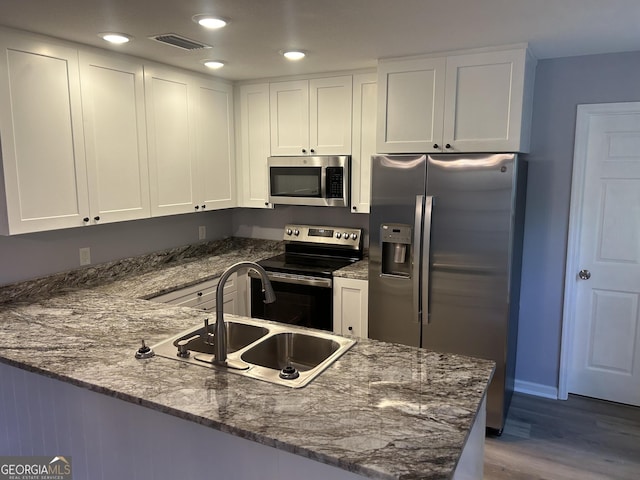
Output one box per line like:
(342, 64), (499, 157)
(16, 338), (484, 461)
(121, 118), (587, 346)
(484, 393), (640, 479)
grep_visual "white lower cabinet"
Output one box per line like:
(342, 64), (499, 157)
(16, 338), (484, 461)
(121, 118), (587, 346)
(149, 273), (246, 316)
(333, 277), (368, 338)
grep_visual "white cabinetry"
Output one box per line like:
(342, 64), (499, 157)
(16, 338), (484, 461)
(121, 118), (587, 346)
(237, 83), (271, 208)
(79, 51), (150, 225)
(377, 46), (535, 153)
(149, 273), (245, 316)
(333, 277), (368, 338)
(0, 32), (89, 234)
(350, 73), (377, 214)
(145, 66), (235, 217)
(270, 76), (352, 156)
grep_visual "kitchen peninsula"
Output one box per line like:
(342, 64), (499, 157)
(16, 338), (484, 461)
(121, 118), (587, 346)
(0, 238), (494, 480)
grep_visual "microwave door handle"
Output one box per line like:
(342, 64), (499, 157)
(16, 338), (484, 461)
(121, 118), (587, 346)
(413, 195), (425, 324)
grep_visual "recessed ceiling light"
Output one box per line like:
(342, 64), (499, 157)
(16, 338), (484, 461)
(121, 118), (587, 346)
(193, 15), (228, 29)
(203, 60), (225, 69)
(99, 33), (131, 44)
(283, 50), (306, 61)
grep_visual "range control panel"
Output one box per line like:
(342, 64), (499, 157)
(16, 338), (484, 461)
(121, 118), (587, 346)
(283, 224), (362, 249)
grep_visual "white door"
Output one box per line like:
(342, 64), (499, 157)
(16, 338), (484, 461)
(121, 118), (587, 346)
(563, 102), (640, 406)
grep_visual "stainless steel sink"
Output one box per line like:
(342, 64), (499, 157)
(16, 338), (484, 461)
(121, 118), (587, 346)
(151, 317), (355, 388)
(241, 332), (340, 372)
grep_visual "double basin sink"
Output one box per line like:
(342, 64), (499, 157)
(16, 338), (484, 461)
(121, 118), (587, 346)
(151, 316), (356, 388)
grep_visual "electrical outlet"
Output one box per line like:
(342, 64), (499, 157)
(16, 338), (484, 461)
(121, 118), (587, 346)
(198, 225), (206, 240)
(79, 247), (91, 266)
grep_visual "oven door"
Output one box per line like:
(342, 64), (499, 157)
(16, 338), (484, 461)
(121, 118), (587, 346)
(250, 274), (333, 331)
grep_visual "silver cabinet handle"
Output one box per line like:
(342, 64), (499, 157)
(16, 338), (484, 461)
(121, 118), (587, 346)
(578, 269), (591, 280)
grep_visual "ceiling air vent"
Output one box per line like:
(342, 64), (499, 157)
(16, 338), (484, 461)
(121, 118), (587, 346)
(150, 33), (212, 51)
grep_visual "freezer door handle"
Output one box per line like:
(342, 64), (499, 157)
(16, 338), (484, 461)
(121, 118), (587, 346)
(413, 195), (425, 323)
(422, 196), (434, 324)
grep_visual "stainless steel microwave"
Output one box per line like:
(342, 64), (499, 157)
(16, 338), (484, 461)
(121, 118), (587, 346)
(267, 156), (350, 207)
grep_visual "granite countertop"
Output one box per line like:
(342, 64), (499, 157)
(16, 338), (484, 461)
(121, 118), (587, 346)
(334, 258), (369, 281)
(0, 237), (493, 480)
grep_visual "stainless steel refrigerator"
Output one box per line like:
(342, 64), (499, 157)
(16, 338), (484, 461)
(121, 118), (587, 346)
(368, 153), (527, 434)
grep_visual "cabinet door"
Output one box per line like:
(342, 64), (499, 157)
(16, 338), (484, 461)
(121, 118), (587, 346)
(79, 52), (150, 225)
(195, 78), (236, 210)
(269, 80), (309, 155)
(238, 83), (271, 208)
(0, 33), (89, 234)
(376, 57), (446, 154)
(351, 73), (377, 214)
(442, 49), (528, 152)
(309, 76), (352, 155)
(145, 66), (198, 216)
(333, 277), (368, 338)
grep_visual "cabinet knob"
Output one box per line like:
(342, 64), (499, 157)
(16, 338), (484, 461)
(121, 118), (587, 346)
(94, 216), (100, 221)
(201, 204), (206, 209)
(83, 217), (89, 223)
(195, 205), (200, 210)
(445, 143), (452, 149)
(310, 149), (315, 154)
(348, 326), (353, 331)
(302, 149), (307, 154)
(264, 202), (269, 206)
(433, 144), (439, 149)
(197, 292), (203, 297)
(352, 206), (357, 211)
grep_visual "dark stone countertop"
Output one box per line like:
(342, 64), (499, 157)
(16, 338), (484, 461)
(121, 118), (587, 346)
(0, 237), (493, 480)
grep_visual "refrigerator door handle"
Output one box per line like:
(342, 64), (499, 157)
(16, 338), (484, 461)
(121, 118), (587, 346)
(422, 196), (434, 324)
(413, 195), (425, 324)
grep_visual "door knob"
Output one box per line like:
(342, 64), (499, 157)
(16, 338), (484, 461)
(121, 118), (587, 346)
(578, 269), (591, 280)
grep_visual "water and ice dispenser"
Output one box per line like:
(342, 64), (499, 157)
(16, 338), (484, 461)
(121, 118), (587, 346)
(380, 224), (412, 277)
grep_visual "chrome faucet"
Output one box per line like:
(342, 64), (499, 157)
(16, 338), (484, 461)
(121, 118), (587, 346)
(213, 261), (276, 366)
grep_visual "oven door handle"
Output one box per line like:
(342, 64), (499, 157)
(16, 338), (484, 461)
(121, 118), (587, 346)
(248, 270), (333, 288)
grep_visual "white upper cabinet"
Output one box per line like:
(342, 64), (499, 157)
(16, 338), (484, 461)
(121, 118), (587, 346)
(443, 48), (535, 153)
(237, 83), (272, 209)
(377, 57), (446, 154)
(350, 73), (377, 214)
(0, 32), (89, 234)
(79, 51), (150, 225)
(377, 46), (536, 153)
(145, 66), (198, 217)
(196, 79), (236, 210)
(145, 65), (235, 217)
(270, 76), (352, 156)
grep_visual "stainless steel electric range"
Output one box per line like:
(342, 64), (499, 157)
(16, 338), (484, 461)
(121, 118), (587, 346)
(250, 224), (363, 331)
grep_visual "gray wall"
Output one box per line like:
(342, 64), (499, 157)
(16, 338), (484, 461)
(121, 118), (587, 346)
(0, 210), (233, 286)
(515, 50), (640, 389)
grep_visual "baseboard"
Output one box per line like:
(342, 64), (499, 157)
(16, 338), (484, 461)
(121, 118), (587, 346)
(514, 379), (558, 400)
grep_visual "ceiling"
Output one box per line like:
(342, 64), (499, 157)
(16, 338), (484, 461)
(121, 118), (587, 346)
(1, 0), (640, 81)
